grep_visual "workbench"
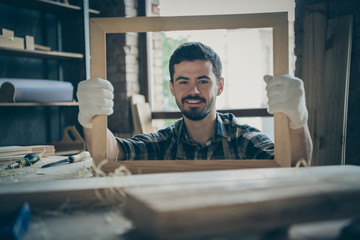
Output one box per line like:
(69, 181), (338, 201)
(0, 157), (359, 240)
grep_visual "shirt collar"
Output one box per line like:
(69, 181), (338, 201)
(173, 112), (229, 142)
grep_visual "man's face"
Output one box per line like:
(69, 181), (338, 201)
(170, 60), (224, 121)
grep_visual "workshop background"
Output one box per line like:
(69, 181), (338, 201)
(0, 0), (359, 165)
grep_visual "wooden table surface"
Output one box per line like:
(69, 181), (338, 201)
(0, 159), (358, 240)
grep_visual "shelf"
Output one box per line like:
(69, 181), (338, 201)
(0, 46), (83, 60)
(0, 101), (79, 106)
(0, 0), (100, 15)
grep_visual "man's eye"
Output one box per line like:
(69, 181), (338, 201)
(199, 80), (209, 84)
(179, 81), (188, 85)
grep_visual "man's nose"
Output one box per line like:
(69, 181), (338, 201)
(188, 83), (200, 94)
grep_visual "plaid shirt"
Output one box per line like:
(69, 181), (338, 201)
(116, 112), (274, 160)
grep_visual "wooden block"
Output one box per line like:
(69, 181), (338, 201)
(125, 166), (360, 239)
(1, 28), (14, 37)
(0, 35), (24, 49)
(34, 44), (51, 51)
(25, 35), (35, 50)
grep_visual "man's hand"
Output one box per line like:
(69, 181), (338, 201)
(264, 74), (308, 129)
(77, 78), (114, 128)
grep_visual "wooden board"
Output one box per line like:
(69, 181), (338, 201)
(302, 3), (328, 166)
(90, 20), (107, 165)
(129, 94), (146, 135)
(125, 165), (360, 239)
(100, 160), (280, 174)
(0, 165), (358, 211)
(89, 13), (291, 168)
(319, 15), (353, 165)
(133, 103), (154, 134)
(34, 44), (51, 51)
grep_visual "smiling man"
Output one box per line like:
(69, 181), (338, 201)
(77, 42), (312, 165)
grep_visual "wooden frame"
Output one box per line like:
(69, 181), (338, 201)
(90, 13), (291, 171)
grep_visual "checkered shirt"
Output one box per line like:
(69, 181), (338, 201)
(116, 112), (274, 160)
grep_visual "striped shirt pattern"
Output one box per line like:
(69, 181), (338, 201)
(116, 112), (274, 160)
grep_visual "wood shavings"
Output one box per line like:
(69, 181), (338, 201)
(91, 159), (132, 209)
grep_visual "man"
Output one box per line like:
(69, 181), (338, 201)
(77, 42), (312, 166)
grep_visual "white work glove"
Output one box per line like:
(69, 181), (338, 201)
(77, 78), (114, 128)
(264, 74), (308, 129)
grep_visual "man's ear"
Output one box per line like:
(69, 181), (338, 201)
(217, 77), (224, 96)
(169, 80), (175, 96)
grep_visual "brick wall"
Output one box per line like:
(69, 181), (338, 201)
(90, 0), (140, 137)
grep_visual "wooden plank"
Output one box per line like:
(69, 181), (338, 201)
(319, 15), (353, 165)
(34, 44), (51, 51)
(134, 103), (154, 134)
(1, 165), (359, 212)
(92, 13), (288, 33)
(125, 166), (360, 239)
(0, 101), (78, 106)
(100, 160), (280, 174)
(0, 0), (100, 15)
(90, 19), (108, 165)
(0, 46), (83, 60)
(273, 13), (291, 167)
(129, 94), (146, 135)
(302, 3), (328, 166)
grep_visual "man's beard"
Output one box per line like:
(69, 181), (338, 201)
(176, 95), (215, 121)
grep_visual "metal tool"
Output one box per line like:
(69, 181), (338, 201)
(41, 151), (90, 168)
(6, 153), (41, 169)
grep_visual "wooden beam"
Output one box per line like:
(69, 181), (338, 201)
(273, 13), (291, 167)
(92, 13), (288, 34)
(100, 160), (280, 175)
(90, 19), (108, 165)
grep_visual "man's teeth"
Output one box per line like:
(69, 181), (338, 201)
(187, 100), (201, 103)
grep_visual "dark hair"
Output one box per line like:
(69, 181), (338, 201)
(169, 42), (222, 83)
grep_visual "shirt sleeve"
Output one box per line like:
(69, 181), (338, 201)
(237, 126), (274, 159)
(116, 131), (172, 160)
